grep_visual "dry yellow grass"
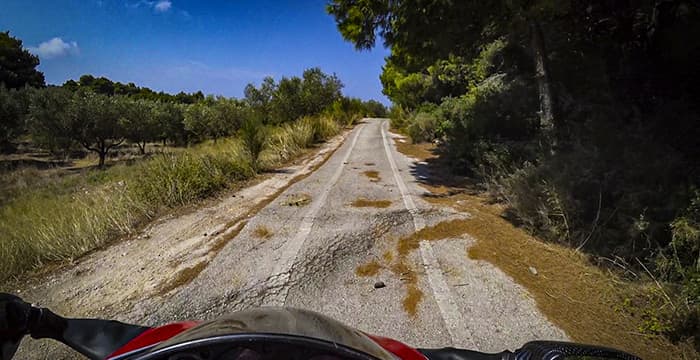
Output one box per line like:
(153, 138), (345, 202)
(382, 250), (393, 262)
(394, 139), (437, 160)
(351, 198), (392, 208)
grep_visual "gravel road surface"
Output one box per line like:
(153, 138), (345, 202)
(11, 118), (567, 359)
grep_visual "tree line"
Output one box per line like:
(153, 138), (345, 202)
(0, 31), (387, 167)
(328, 0), (700, 347)
(63, 75), (206, 104)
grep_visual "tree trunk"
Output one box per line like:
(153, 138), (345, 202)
(530, 20), (555, 133)
(138, 141), (146, 155)
(98, 150), (107, 168)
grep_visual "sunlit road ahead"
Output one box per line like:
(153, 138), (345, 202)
(17, 119), (566, 359)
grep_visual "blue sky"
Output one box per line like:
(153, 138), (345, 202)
(0, 0), (390, 104)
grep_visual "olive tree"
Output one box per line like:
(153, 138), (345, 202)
(29, 89), (125, 168)
(119, 97), (159, 154)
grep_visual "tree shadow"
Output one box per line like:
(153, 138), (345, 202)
(0, 157), (73, 172)
(262, 168), (294, 174)
(405, 146), (479, 193)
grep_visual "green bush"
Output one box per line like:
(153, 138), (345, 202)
(388, 105), (408, 131)
(436, 74), (537, 170)
(407, 111), (441, 143)
(325, 97), (365, 126)
(239, 117), (268, 171)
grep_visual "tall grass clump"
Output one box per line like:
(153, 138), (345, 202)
(311, 115), (340, 142)
(0, 138), (255, 279)
(259, 115), (341, 169)
(132, 139), (254, 208)
(259, 119), (312, 167)
(0, 185), (144, 277)
(0, 114), (350, 281)
(239, 117), (268, 171)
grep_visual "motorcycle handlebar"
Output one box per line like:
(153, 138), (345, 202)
(2, 293), (642, 360)
(419, 348), (513, 360)
(419, 341), (642, 360)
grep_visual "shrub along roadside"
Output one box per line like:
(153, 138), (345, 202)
(0, 113), (351, 281)
(391, 36), (700, 350)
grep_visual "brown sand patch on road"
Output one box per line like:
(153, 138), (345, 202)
(253, 225), (272, 239)
(356, 260), (382, 277)
(363, 170), (381, 182)
(351, 198), (392, 208)
(355, 218), (472, 316)
(281, 193), (312, 207)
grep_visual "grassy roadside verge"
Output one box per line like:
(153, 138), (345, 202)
(0, 115), (349, 281)
(394, 138), (697, 360)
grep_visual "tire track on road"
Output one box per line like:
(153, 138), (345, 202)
(380, 121), (475, 348)
(263, 123), (366, 306)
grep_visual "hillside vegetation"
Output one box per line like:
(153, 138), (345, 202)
(328, 0), (700, 351)
(0, 31), (386, 280)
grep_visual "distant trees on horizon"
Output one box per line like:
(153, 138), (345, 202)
(1, 31), (387, 163)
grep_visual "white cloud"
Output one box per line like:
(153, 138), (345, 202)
(154, 0), (171, 12)
(28, 38), (80, 59)
(127, 0), (184, 15)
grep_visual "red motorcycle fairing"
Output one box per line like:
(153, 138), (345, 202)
(105, 308), (427, 360)
(106, 321), (199, 359)
(365, 335), (426, 360)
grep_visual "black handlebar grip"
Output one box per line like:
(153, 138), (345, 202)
(28, 307), (149, 360)
(419, 347), (514, 360)
(516, 341), (642, 360)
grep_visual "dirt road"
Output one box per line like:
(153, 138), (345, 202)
(12, 119), (566, 359)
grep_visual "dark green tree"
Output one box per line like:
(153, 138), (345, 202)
(0, 31), (45, 89)
(300, 67), (343, 115)
(362, 99), (387, 117)
(0, 86), (32, 151)
(244, 76), (276, 124)
(183, 101), (217, 142)
(31, 89), (125, 167)
(152, 101), (187, 145)
(118, 97), (158, 154)
(27, 87), (75, 154)
(212, 97), (246, 138)
(71, 90), (125, 167)
(270, 76), (304, 124)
